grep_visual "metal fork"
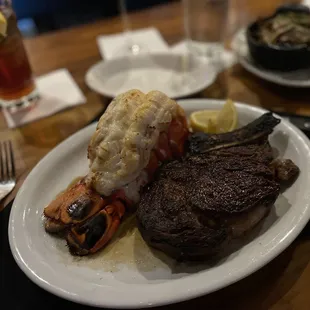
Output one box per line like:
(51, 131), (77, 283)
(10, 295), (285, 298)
(0, 140), (16, 201)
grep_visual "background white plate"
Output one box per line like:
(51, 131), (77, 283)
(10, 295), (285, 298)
(231, 28), (310, 88)
(85, 53), (217, 99)
(8, 99), (310, 308)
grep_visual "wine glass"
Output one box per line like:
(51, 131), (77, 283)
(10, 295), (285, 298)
(116, 0), (147, 57)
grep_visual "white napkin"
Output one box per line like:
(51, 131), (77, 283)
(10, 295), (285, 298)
(302, 0), (310, 7)
(3, 68), (86, 128)
(170, 40), (237, 73)
(96, 27), (170, 60)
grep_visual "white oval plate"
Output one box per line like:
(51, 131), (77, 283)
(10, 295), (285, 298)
(85, 53), (217, 99)
(231, 28), (310, 88)
(9, 99), (310, 308)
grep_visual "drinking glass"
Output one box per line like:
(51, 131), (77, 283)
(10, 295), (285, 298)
(0, 0), (38, 110)
(183, 0), (230, 68)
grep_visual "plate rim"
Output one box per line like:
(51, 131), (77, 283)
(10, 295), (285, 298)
(84, 52), (217, 99)
(8, 99), (310, 308)
(231, 28), (310, 88)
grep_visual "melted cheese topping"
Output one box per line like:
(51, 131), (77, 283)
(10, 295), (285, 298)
(86, 89), (185, 202)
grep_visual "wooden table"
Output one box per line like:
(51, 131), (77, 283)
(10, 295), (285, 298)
(1, 1), (310, 309)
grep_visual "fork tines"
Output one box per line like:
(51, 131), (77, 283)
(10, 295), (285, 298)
(0, 140), (15, 182)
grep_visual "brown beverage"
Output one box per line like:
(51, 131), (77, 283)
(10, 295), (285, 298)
(0, 4), (35, 103)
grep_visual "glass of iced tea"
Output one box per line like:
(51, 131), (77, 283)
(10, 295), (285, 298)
(0, 0), (38, 109)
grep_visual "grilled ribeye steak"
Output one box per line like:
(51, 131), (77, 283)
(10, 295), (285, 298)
(136, 113), (299, 261)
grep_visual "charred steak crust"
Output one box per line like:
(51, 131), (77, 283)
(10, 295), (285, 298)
(184, 155), (280, 215)
(136, 177), (229, 260)
(270, 158), (300, 182)
(136, 149), (280, 260)
(136, 112), (294, 261)
(188, 112), (281, 154)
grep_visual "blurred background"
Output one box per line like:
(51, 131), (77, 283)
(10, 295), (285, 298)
(12, 0), (178, 37)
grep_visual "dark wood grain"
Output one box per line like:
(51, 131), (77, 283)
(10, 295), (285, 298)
(1, 1), (310, 309)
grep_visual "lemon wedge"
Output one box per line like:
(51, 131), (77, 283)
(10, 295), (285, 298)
(189, 110), (219, 133)
(215, 98), (238, 133)
(0, 11), (7, 38)
(189, 99), (238, 134)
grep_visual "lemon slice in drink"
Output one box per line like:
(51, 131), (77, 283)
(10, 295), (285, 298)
(189, 110), (219, 133)
(215, 98), (238, 133)
(0, 11), (7, 39)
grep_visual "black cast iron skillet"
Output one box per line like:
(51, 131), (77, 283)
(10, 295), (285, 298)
(246, 4), (310, 71)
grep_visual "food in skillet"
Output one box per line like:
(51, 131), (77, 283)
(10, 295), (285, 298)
(43, 89), (189, 256)
(136, 112), (299, 261)
(258, 8), (310, 47)
(246, 4), (310, 71)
